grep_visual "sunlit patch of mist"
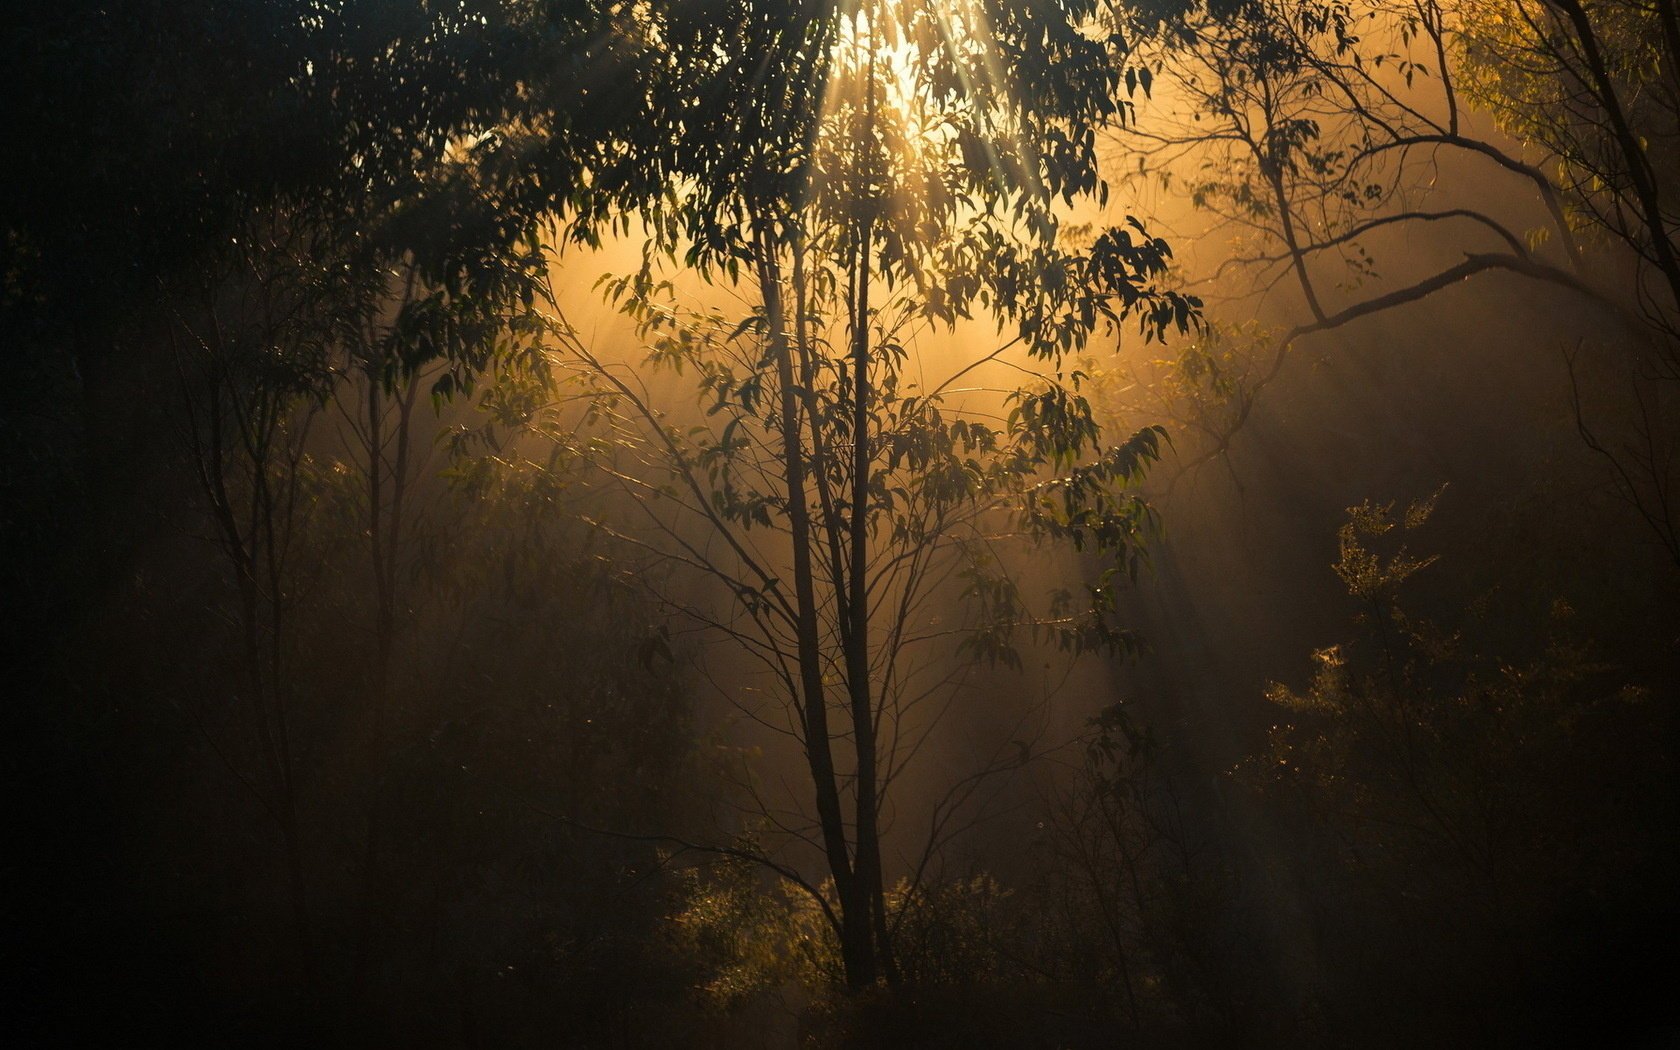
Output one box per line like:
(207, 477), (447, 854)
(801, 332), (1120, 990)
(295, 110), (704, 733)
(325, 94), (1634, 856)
(823, 0), (1044, 208)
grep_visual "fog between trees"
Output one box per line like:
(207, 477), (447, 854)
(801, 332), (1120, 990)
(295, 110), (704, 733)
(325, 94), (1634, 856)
(5, 0), (1678, 1045)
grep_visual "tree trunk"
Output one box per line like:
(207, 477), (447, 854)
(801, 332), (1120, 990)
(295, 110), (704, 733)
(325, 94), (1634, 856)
(758, 232), (875, 987)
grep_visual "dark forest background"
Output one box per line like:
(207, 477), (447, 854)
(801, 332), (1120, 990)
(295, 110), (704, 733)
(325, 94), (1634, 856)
(5, 1), (1679, 1046)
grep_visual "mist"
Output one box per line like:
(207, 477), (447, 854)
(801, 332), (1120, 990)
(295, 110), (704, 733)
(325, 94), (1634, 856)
(7, 0), (1678, 1046)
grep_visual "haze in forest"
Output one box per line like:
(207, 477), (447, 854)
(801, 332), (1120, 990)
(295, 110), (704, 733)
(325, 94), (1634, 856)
(5, 1), (1677, 1046)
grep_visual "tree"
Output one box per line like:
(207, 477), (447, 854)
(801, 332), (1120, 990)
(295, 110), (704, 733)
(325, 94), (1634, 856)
(514, 0), (1198, 989)
(1247, 491), (1677, 1042)
(15, 0), (587, 1007)
(1111, 0), (1680, 565)
(3, 0), (773, 1038)
(166, 214), (346, 989)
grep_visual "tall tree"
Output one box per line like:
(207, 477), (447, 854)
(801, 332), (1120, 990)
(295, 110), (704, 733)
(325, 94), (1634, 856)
(517, 0), (1197, 988)
(1113, 0), (1680, 565)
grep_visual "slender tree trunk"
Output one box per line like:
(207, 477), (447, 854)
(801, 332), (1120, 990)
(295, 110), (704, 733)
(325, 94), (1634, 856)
(757, 231), (873, 986)
(1547, 0), (1680, 311)
(353, 364), (417, 999)
(846, 197), (891, 985)
(202, 348), (318, 994)
(847, 20), (894, 984)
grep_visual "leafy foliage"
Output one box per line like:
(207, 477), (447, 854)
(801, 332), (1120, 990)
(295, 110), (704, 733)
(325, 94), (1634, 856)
(1248, 492), (1675, 1042)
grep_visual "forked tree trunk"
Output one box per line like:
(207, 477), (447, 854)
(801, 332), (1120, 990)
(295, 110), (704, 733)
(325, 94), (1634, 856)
(757, 232), (878, 987)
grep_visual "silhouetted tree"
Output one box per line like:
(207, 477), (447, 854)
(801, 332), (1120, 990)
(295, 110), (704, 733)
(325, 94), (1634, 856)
(511, 0), (1198, 990)
(1113, 0), (1680, 566)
